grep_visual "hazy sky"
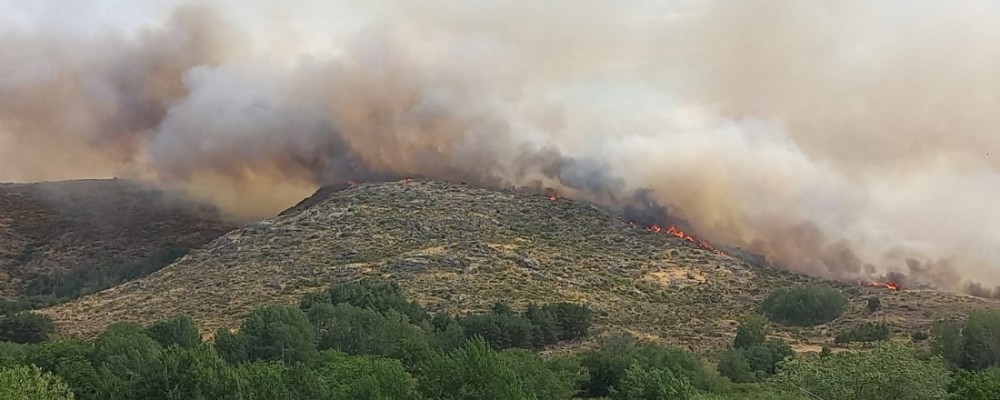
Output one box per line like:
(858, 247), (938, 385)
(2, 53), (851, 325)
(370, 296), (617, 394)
(0, 1), (997, 289)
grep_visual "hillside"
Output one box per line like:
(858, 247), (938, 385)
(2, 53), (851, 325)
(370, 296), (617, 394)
(42, 180), (1000, 354)
(0, 179), (234, 298)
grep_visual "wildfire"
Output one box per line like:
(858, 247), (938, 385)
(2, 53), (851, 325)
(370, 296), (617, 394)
(862, 281), (900, 291)
(638, 223), (723, 255)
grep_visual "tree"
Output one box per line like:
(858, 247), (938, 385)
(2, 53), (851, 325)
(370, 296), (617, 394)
(237, 305), (316, 365)
(307, 303), (433, 366)
(771, 342), (950, 400)
(542, 302), (593, 341)
(0, 312), (53, 344)
(146, 314), (201, 349)
(949, 368), (1000, 400)
(716, 348), (754, 383)
(418, 338), (532, 400)
(734, 315), (767, 349)
(0, 365), (74, 400)
(760, 285), (847, 326)
(325, 280), (428, 323)
(616, 364), (694, 400)
(834, 322), (890, 345)
(963, 309), (1000, 370)
(931, 319), (964, 369)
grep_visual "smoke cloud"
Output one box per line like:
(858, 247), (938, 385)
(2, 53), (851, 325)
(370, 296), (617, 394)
(0, 0), (997, 290)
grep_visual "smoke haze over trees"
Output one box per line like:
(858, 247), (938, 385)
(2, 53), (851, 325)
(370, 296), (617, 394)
(0, 0), (998, 289)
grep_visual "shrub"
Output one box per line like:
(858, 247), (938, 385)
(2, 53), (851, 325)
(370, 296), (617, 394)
(235, 305), (316, 365)
(0, 365), (74, 400)
(145, 314), (201, 349)
(771, 342), (950, 400)
(833, 322), (890, 345)
(760, 285), (847, 326)
(0, 312), (52, 344)
(617, 364), (694, 400)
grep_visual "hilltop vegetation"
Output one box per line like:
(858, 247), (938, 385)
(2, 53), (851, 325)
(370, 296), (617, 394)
(6, 280), (1000, 399)
(0, 179), (232, 301)
(40, 180), (1000, 355)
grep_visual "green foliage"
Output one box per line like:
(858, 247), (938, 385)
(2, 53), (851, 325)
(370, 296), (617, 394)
(760, 285), (847, 326)
(23, 247), (188, 303)
(963, 309), (1000, 370)
(322, 279), (428, 323)
(733, 315), (767, 349)
(581, 335), (721, 397)
(616, 364), (694, 400)
(949, 368), (1000, 400)
(0, 364), (74, 400)
(419, 338), (532, 400)
(500, 349), (579, 400)
(716, 348), (754, 383)
(460, 312), (536, 350)
(0, 312), (53, 344)
(543, 302), (593, 341)
(834, 322), (890, 344)
(307, 303), (433, 366)
(931, 319), (965, 369)
(145, 314), (201, 349)
(233, 305), (316, 365)
(771, 342), (950, 400)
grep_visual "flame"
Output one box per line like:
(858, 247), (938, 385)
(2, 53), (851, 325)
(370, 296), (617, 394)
(547, 193), (559, 201)
(861, 281), (900, 291)
(636, 223), (724, 255)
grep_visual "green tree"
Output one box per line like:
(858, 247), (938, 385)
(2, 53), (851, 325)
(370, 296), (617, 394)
(949, 368), (1000, 400)
(500, 349), (578, 400)
(771, 342), (950, 400)
(325, 280), (428, 323)
(760, 285), (847, 327)
(418, 338), (532, 400)
(313, 351), (421, 400)
(238, 305), (316, 365)
(733, 315), (767, 349)
(616, 364), (694, 400)
(0, 312), (53, 344)
(963, 309), (1000, 370)
(716, 348), (754, 383)
(146, 314), (201, 349)
(542, 302), (593, 341)
(307, 303), (433, 366)
(0, 365), (74, 400)
(931, 320), (964, 369)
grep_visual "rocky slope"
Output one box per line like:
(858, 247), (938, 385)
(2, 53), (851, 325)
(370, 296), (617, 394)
(42, 180), (999, 354)
(0, 179), (233, 297)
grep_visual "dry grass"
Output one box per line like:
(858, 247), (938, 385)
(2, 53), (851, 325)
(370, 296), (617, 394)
(39, 179), (1000, 356)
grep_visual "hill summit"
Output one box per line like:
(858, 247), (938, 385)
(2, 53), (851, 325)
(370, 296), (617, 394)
(42, 180), (999, 353)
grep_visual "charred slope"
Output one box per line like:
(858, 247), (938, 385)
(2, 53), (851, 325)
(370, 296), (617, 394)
(0, 179), (234, 298)
(43, 180), (999, 354)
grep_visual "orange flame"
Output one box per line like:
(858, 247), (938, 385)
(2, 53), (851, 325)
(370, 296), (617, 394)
(861, 281), (900, 291)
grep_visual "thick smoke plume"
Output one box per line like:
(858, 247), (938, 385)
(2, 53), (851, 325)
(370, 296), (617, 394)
(0, 0), (998, 291)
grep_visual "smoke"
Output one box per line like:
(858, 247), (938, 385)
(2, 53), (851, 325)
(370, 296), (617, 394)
(0, 0), (998, 290)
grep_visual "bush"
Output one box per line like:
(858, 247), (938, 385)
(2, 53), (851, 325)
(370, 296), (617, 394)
(760, 285), (847, 326)
(617, 364), (694, 400)
(233, 305), (316, 365)
(833, 322), (890, 345)
(0, 312), (53, 344)
(145, 314), (201, 349)
(771, 342), (950, 400)
(962, 309), (1000, 370)
(0, 365), (74, 400)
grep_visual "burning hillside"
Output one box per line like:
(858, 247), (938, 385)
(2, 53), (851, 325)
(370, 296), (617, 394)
(0, 1), (998, 294)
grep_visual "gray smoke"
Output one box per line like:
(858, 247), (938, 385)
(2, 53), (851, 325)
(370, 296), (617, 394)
(0, 0), (998, 291)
